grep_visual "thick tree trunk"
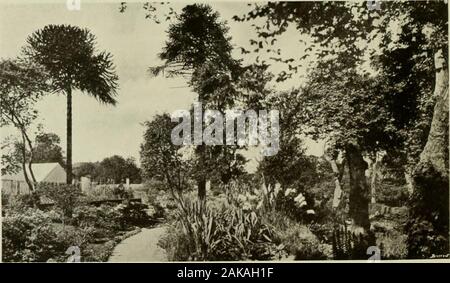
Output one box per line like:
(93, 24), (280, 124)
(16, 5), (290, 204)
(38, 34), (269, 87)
(416, 50), (449, 176)
(324, 154), (345, 209)
(345, 144), (370, 232)
(323, 142), (345, 210)
(66, 88), (73, 184)
(407, 49), (449, 258)
(369, 160), (377, 204)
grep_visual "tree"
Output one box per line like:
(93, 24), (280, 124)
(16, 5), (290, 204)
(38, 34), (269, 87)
(1, 131), (65, 176)
(96, 155), (141, 184)
(303, 69), (401, 231)
(0, 59), (49, 191)
(150, 4), (243, 201)
(23, 25), (119, 185)
(258, 89), (310, 190)
(32, 132), (64, 165)
(73, 162), (99, 180)
(238, 1), (448, 251)
(152, 4), (273, 201)
(140, 113), (191, 206)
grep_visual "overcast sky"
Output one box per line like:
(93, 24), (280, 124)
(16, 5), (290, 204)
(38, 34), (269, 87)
(0, 1), (324, 169)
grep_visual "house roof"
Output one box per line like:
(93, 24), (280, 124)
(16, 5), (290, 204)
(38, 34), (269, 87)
(1, 163), (66, 183)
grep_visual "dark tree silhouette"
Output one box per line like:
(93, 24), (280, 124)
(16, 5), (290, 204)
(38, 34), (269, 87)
(23, 24), (119, 184)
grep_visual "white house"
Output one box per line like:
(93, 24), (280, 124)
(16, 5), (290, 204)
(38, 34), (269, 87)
(1, 163), (66, 195)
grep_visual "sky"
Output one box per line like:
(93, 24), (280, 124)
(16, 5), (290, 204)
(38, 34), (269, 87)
(0, 1), (325, 169)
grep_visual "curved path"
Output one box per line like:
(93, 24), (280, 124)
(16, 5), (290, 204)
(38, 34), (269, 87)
(108, 226), (168, 262)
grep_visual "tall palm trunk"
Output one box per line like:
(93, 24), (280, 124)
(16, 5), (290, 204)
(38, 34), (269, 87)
(66, 88), (73, 184)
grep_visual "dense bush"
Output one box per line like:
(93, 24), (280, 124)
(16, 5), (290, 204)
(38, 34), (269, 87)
(4, 194), (37, 212)
(377, 232), (407, 259)
(2, 208), (62, 262)
(145, 183), (173, 218)
(115, 201), (151, 227)
(73, 201), (151, 233)
(72, 204), (123, 237)
(3, 182), (152, 262)
(263, 212), (332, 260)
(158, 223), (192, 261)
(36, 183), (82, 217)
(405, 163), (449, 258)
(376, 182), (409, 207)
(86, 184), (133, 201)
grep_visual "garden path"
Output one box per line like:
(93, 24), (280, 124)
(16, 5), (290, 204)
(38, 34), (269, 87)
(108, 226), (168, 262)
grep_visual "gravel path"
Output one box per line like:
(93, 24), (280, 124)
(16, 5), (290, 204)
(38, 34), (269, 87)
(108, 226), (168, 262)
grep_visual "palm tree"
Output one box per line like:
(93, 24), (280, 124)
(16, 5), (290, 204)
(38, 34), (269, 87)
(23, 24), (119, 184)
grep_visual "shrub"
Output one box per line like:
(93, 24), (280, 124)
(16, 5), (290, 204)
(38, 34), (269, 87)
(72, 204), (122, 237)
(48, 225), (96, 262)
(376, 183), (409, 207)
(5, 194), (37, 212)
(214, 206), (280, 260)
(377, 232), (407, 259)
(406, 163), (449, 258)
(263, 212), (332, 260)
(82, 240), (117, 262)
(36, 183), (82, 225)
(145, 182), (178, 219)
(308, 222), (335, 244)
(57, 227), (95, 246)
(85, 185), (117, 200)
(115, 201), (151, 227)
(2, 208), (62, 262)
(158, 223), (195, 261)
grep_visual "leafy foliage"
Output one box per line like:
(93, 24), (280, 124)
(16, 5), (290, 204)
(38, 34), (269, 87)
(36, 183), (82, 220)
(97, 155), (141, 183)
(159, 198), (281, 261)
(0, 59), (48, 129)
(73, 155), (141, 183)
(23, 24), (119, 98)
(405, 163), (449, 258)
(32, 132), (64, 164)
(151, 4), (237, 79)
(2, 208), (62, 262)
(0, 59), (49, 188)
(24, 24), (119, 184)
(115, 202), (151, 227)
(140, 113), (191, 203)
(332, 224), (376, 260)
